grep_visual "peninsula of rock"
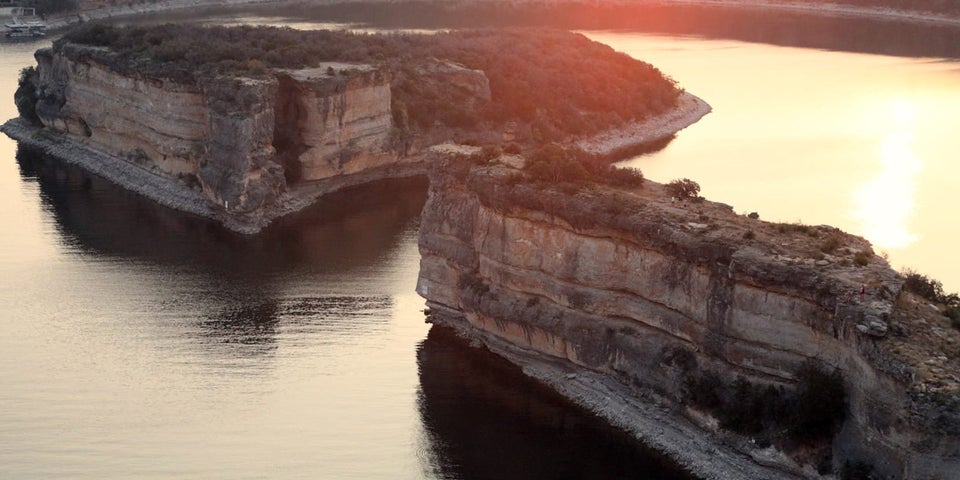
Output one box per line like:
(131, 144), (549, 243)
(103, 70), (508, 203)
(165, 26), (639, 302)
(3, 24), (703, 232)
(416, 149), (960, 480)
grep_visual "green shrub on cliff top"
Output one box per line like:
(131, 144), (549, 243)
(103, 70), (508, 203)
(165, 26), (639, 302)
(902, 269), (960, 329)
(903, 269), (946, 303)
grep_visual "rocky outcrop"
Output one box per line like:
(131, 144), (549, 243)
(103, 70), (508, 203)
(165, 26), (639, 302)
(34, 45), (209, 183)
(13, 45), (407, 231)
(413, 60), (491, 107)
(201, 76), (285, 211)
(274, 65), (394, 182)
(416, 155), (960, 480)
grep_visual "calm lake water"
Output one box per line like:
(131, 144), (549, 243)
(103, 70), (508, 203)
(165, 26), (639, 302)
(2, 6), (959, 479)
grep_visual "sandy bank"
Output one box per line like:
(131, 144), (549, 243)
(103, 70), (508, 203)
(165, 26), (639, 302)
(576, 91), (711, 158)
(429, 314), (809, 480)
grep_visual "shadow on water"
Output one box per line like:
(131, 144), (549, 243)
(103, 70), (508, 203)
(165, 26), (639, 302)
(606, 135), (676, 162)
(237, 1), (960, 59)
(188, 295), (394, 358)
(189, 299), (283, 360)
(15, 146), (428, 278)
(416, 326), (697, 480)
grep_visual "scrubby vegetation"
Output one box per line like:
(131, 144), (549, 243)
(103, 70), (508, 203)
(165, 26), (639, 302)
(22, 0), (78, 15)
(841, 461), (883, 480)
(684, 359), (846, 444)
(902, 269), (960, 329)
(853, 249), (872, 267)
(523, 144), (644, 190)
(820, 233), (844, 254)
(55, 24), (680, 140)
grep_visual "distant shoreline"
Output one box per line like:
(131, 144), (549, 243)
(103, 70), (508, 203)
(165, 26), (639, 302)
(1, 87), (706, 232)
(22, 0), (960, 35)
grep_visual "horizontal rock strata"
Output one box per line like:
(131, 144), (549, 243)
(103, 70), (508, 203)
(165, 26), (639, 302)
(10, 45), (410, 232)
(416, 156), (959, 480)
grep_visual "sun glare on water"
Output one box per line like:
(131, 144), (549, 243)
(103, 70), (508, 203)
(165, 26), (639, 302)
(852, 99), (920, 250)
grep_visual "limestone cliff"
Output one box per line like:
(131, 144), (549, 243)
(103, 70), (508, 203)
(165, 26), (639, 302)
(14, 46), (406, 230)
(416, 153), (960, 480)
(274, 65), (394, 182)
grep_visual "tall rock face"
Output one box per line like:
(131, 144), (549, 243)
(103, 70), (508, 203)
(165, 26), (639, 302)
(24, 47), (398, 227)
(34, 45), (209, 182)
(275, 66), (394, 182)
(416, 156), (959, 480)
(201, 76), (284, 212)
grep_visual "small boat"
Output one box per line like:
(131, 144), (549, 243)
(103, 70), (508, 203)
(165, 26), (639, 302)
(4, 7), (46, 39)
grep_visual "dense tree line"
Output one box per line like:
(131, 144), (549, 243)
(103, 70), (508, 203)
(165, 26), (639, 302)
(56, 24), (680, 139)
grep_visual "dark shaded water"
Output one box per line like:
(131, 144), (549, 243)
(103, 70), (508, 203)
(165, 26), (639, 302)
(226, 1), (960, 59)
(1, 144), (692, 479)
(418, 327), (691, 480)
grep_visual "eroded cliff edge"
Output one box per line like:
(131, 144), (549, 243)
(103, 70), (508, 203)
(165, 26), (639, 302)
(5, 45), (411, 233)
(416, 153), (960, 480)
(4, 26), (696, 233)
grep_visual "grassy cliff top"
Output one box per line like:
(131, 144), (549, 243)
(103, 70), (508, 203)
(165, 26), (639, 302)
(54, 24), (681, 138)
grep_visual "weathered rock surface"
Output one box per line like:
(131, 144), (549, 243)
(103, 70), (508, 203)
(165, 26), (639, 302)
(35, 45), (209, 181)
(13, 46), (408, 231)
(275, 65), (394, 182)
(416, 155), (960, 480)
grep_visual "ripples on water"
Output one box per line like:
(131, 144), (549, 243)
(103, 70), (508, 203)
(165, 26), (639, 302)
(1, 146), (692, 479)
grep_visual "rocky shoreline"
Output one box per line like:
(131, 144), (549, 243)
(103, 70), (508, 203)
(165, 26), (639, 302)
(429, 315), (807, 480)
(0, 117), (427, 233)
(414, 146), (960, 478)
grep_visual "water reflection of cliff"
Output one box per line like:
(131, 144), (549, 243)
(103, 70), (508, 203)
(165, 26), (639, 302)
(416, 326), (694, 480)
(15, 146), (427, 276)
(188, 295), (393, 363)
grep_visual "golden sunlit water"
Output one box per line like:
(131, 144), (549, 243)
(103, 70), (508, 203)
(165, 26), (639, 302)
(597, 33), (960, 291)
